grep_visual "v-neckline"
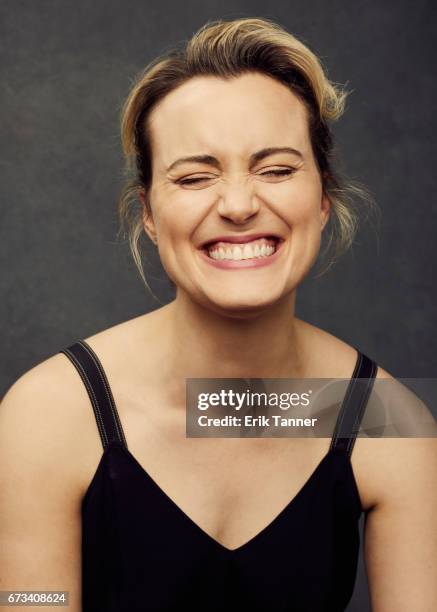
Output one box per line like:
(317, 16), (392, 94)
(115, 443), (339, 554)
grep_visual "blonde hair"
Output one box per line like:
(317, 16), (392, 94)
(117, 17), (378, 294)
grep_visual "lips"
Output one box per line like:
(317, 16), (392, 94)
(200, 233), (282, 250)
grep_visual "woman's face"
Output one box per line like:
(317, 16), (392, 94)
(140, 71), (330, 317)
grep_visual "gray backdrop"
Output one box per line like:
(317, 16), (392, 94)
(1, 1), (436, 610)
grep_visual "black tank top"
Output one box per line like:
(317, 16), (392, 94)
(60, 339), (378, 612)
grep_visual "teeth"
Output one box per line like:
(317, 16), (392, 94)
(208, 239), (277, 261)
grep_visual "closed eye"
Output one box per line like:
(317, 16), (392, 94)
(176, 176), (212, 186)
(260, 168), (296, 178)
(176, 167), (296, 186)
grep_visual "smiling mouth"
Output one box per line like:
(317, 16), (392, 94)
(203, 236), (282, 261)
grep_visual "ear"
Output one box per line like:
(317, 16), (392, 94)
(320, 191), (331, 231)
(139, 188), (158, 245)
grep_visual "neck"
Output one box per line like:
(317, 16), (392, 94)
(154, 290), (307, 384)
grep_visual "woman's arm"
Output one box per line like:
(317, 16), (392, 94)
(364, 436), (437, 611)
(0, 362), (83, 612)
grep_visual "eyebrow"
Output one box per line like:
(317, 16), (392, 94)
(166, 146), (303, 173)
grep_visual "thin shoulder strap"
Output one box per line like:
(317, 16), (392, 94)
(59, 339), (128, 450)
(329, 349), (378, 458)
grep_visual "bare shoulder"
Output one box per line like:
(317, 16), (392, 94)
(0, 309), (155, 499)
(0, 307), (164, 510)
(296, 319), (437, 511)
(0, 350), (101, 500)
(1, 352), (86, 459)
(356, 364), (437, 509)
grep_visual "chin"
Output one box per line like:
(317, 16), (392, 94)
(201, 290), (286, 319)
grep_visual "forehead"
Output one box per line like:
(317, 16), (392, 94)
(147, 72), (311, 167)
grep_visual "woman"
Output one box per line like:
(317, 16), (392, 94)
(1, 16), (436, 612)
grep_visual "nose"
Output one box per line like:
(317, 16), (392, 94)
(216, 180), (260, 224)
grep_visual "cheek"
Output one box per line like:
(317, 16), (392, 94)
(272, 179), (322, 227)
(152, 200), (205, 281)
(154, 195), (202, 242)
(273, 181), (323, 269)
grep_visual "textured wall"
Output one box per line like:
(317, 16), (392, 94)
(1, 2), (436, 609)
